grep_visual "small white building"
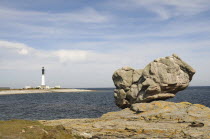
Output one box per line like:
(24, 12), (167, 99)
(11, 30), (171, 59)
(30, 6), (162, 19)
(54, 85), (61, 89)
(24, 86), (32, 89)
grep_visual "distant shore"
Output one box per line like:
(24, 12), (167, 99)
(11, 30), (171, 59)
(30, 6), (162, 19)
(0, 88), (95, 95)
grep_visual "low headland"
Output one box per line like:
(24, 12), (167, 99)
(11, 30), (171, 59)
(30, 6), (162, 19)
(0, 88), (95, 95)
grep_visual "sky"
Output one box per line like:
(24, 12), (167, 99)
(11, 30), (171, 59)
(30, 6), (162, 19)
(0, 0), (210, 88)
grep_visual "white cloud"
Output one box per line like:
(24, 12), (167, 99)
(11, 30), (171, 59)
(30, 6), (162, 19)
(18, 48), (29, 55)
(0, 40), (91, 63)
(111, 0), (210, 20)
(0, 40), (32, 55)
(0, 1), (210, 88)
(0, 39), (210, 88)
(52, 8), (109, 23)
(53, 50), (89, 63)
(0, 7), (109, 23)
(0, 7), (111, 40)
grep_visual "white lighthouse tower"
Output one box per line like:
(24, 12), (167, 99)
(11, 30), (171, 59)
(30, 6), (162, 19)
(41, 67), (46, 89)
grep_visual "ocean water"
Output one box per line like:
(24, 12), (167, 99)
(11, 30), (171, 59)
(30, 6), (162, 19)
(0, 87), (209, 120)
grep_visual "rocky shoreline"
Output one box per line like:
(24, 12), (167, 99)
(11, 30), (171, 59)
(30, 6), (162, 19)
(1, 101), (209, 138)
(0, 88), (95, 95)
(40, 101), (210, 139)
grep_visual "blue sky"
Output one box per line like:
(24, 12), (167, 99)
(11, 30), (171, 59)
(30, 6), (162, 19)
(0, 0), (210, 88)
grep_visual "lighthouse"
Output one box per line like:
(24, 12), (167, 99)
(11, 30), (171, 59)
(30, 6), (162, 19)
(41, 67), (46, 89)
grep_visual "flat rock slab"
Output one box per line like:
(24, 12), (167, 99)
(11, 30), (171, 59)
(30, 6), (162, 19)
(41, 101), (210, 139)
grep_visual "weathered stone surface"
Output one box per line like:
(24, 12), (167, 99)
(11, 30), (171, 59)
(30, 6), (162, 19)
(112, 54), (196, 108)
(132, 69), (143, 83)
(112, 66), (134, 90)
(41, 101), (210, 139)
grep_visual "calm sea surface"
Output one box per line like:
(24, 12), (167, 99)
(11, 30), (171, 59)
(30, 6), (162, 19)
(0, 87), (209, 120)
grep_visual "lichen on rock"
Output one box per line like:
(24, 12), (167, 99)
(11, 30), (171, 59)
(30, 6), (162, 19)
(112, 54), (196, 108)
(41, 101), (210, 139)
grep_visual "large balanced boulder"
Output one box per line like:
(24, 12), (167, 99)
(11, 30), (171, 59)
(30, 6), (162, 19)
(112, 54), (196, 108)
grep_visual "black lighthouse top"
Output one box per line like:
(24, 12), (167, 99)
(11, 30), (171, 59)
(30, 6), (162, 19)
(42, 67), (45, 75)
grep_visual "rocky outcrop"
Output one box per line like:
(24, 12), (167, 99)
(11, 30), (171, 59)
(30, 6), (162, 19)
(41, 101), (210, 139)
(112, 54), (196, 108)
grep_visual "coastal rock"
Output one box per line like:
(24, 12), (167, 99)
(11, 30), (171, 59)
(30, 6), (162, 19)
(41, 101), (210, 139)
(112, 54), (196, 108)
(112, 66), (134, 90)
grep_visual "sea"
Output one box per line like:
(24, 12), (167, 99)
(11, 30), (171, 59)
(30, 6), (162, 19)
(0, 87), (209, 120)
